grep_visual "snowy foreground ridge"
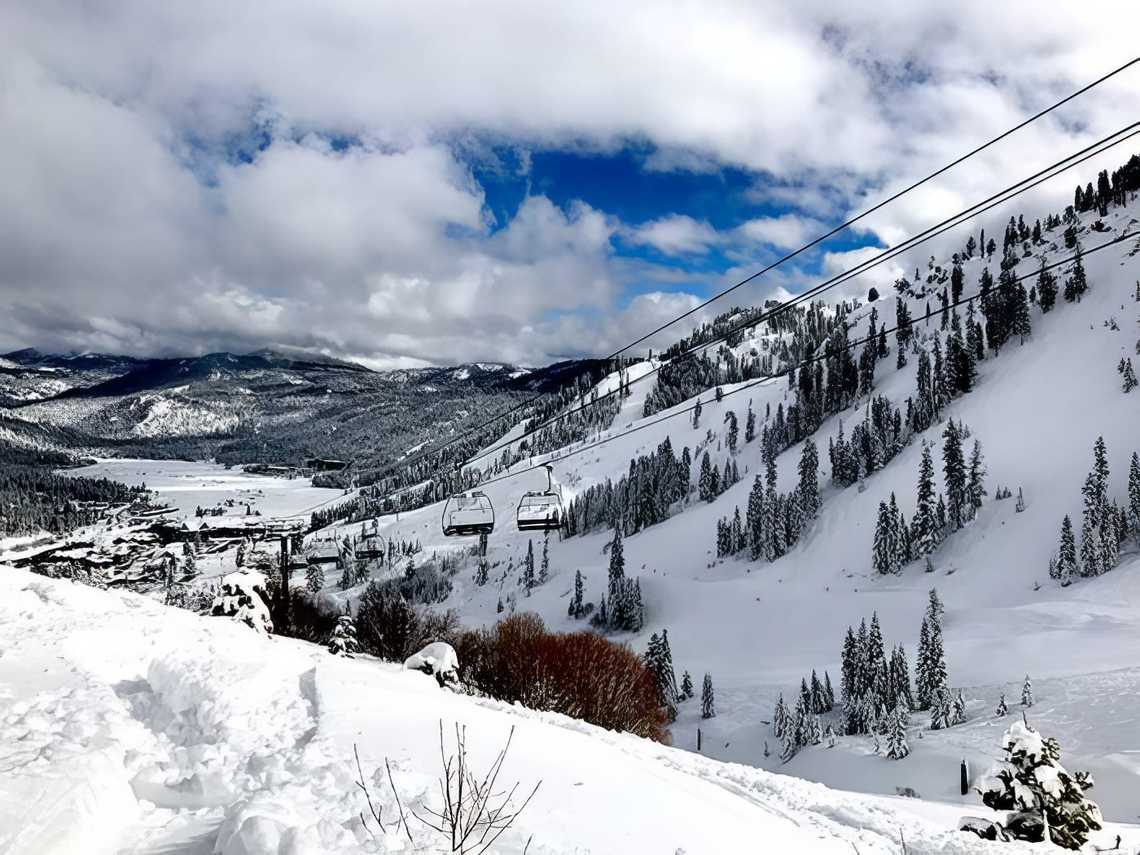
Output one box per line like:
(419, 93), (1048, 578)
(6, 567), (1126, 855)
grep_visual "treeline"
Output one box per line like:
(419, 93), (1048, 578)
(0, 465), (141, 536)
(563, 436), (690, 537)
(644, 299), (854, 418)
(1049, 437), (1140, 584)
(870, 420), (985, 575)
(715, 438), (820, 563)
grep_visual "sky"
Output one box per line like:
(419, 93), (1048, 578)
(1, 1), (1138, 369)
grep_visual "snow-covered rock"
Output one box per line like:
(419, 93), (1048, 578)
(403, 640), (459, 681)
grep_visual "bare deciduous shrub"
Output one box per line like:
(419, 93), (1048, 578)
(355, 722), (540, 854)
(449, 613), (668, 741)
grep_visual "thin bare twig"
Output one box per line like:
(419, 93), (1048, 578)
(353, 743), (384, 832)
(385, 757), (416, 845)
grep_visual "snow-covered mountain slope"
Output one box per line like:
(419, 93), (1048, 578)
(315, 196), (1140, 819)
(3, 350), (601, 475)
(2, 565), (1102, 855)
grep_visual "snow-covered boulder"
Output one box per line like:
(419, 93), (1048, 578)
(403, 641), (459, 684)
(210, 570), (273, 634)
(957, 817), (1008, 841)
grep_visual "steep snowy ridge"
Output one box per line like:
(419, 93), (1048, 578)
(312, 195), (1140, 823)
(3, 565), (1101, 855)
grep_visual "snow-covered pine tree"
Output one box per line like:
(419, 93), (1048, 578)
(1012, 282), (1032, 344)
(798, 438), (820, 520)
(327, 613), (359, 657)
(1121, 358), (1137, 393)
(1129, 451), (1140, 531)
(644, 632), (678, 722)
(692, 396), (702, 428)
(872, 499), (894, 575)
(967, 439), (987, 520)
(607, 525), (625, 613)
(809, 670), (825, 714)
(930, 685), (952, 730)
(701, 673), (716, 719)
(995, 693), (1008, 717)
(927, 587), (944, 625)
(1080, 473), (1104, 579)
(745, 401), (756, 443)
(889, 644), (914, 711)
(980, 719), (1102, 849)
(1021, 674), (1034, 707)
(731, 506), (744, 554)
(660, 629), (680, 718)
(887, 492), (905, 572)
(942, 420), (968, 530)
(699, 451), (714, 502)
(1054, 515), (1078, 584)
(773, 693), (788, 738)
(840, 626), (857, 707)
(823, 671), (835, 711)
(339, 560), (354, 590)
(867, 612), (888, 705)
(568, 569), (584, 617)
(627, 578), (644, 632)
(913, 442), (940, 556)
(305, 561), (324, 595)
(182, 542), (198, 579)
(886, 704), (910, 759)
(746, 474), (764, 560)
(724, 410), (738, 453)
(1036, 256), (1058, 312)
(914, 618), (932, 711)
(680, 670), (694, 700)
(1063, 244), (1089, 303)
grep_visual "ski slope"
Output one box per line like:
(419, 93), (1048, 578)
(316, 198), (1140, 820)
(8, 565), (1123, 854)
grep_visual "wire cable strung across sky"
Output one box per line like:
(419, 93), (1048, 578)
(395, 122), (1140, 481)
(611, 55), (1140, 358)
(344, 58), (1140, 488)
(303, 57), (1140, 512)
(454, 229), (1136, 497)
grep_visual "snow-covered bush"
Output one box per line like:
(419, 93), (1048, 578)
(210, 570), (274, 634)
(327, 614), (359, 657)
(164, 581), (216, 613)
(979, 719), (1102, 849)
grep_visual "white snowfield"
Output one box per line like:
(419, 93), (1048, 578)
(2, 565), (1110, 855)
(315, 200), (1140, 823)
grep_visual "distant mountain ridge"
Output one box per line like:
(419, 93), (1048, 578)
(0, 347), (606, 485)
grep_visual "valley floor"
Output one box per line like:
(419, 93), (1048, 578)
(70, 458), (344, 520)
